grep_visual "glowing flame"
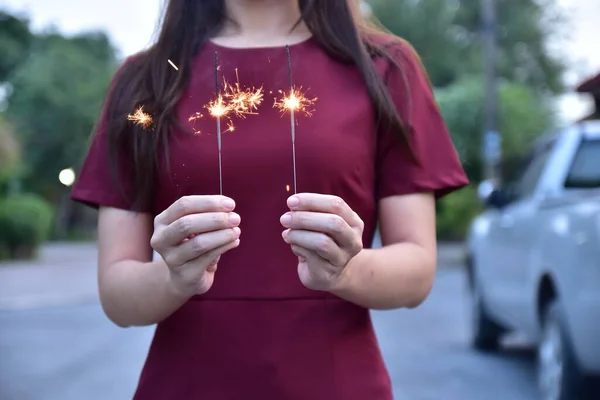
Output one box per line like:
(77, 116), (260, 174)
(193, 69), (264, 134)
(286, 184), (290, 192)
(127, 106), (153, 129)
(207, 95), (232, 118)
(274, 87), (317, 116)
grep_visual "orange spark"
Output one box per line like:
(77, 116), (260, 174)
(198, 70), (265, 134)
(223, 69), (264, 117)
(188, 112), (204, 135)
(206, 95), (232, 118)
(273, 87), (317, 117)
(127, 106), (153, 129)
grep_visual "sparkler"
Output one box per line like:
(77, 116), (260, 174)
(211, 52), (224, 195)
(201, 58), (265, 194)
(127, 106), (153, 129)
(273, 45), (318, 194)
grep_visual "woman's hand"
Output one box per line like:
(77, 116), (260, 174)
(151, 195), (241, 297)
(280, 193), (364, 291)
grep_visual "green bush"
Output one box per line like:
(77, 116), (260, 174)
(436, 186), (481, 241)
(0, 194), (53, 260)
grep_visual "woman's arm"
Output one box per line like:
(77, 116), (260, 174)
(331, 192), (437, 310)
(97, 207), (189, 327)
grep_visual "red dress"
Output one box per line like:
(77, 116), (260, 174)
(72, 38), (468, 399)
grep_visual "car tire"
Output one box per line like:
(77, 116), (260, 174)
(538, 300), (585, 400)
(470, 278), (506, 352)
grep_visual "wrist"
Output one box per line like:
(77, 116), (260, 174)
(165, 269), (195, 301)
(330, 249), (373, 296)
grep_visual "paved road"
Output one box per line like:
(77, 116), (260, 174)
(0, 268), (539, 400)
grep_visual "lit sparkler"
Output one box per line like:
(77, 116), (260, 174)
(200, 58), (265, 194)
(273, 45), (318, 194)
(209, 51), (225, 195)
(127, 106), (153, 129)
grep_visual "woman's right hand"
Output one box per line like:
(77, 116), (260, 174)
(150, 195), (241, 297)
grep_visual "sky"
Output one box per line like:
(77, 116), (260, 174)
(1, 0), (599, 123)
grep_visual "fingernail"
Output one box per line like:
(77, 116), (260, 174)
(280, 213), (291, 226)
(282, 229), (289, 239)
(229, 213), (241, 226)
(223, 198), (235, 210)
(287, 196), (299, 208)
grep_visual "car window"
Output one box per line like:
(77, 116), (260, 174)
(513, 142), (554, 199)
(564, 138), (600, 188)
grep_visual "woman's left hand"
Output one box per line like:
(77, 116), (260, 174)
(280, 193), (365, 291)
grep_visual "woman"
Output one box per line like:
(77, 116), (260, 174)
(72, 0), (468, 398)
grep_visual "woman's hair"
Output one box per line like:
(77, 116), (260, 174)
(104, 0), (412, 211)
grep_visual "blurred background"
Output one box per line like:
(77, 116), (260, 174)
(0, 0), (599, 399)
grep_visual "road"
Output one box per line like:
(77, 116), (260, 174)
(0, 266), (539, 400)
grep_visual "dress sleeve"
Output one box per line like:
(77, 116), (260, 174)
(376, 41), (469, 200)
(70, 57), (146, 212)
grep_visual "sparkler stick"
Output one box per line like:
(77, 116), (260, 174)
(214, 51), (223, 195)
(286, 46), (297, 194)
(273, 46), (317, 194)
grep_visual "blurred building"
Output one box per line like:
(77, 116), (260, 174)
(576, 72), (600, 120)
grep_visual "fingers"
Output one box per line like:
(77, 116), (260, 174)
(282, 229), (346, 267)
(156, 195), (236, 226)
(156, 212), (241, 248)
(287, 194), (362, 228)
(163, 227), (241, 267)
(280, 211), (358, 250)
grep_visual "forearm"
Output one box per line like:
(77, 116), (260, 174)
(331, 243), (436, 310)
(99, 259), (189, 327)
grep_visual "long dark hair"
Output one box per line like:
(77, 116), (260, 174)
(104, 0), (413, 211)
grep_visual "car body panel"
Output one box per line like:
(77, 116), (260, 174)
(466, 121), (600, 372)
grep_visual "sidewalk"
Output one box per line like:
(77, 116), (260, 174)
(0, 243), (99, 310)
(0, 241), (466, 311)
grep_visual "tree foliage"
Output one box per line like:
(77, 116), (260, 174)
(435, 76), (554, 182)
(369, 0), (566, 93)
(0, 116), (20, 187)
(0, 11), (33, 82)
(4, 30), (117, 199)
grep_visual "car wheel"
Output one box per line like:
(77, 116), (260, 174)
(538, 300), (583, 400)
(470, 279), (505, 351)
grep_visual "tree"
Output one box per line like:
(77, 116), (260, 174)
(369, 0), (566, 93)
(0, 11), (33, 82)
(435, 76), (554, 182)
(5, 30), (117, 201)
(368, 0), (466, 87)
(0, 116), (20, 190)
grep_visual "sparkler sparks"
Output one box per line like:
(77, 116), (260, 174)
(273, 45), (318, 194)
(167, 59), (179, 71)
(194, 69), (265, 135)
(188, 112), (204, 135)
(223, 69), (264, 117)
(127, 106), (153, 129)
(273, 87), (317, 116)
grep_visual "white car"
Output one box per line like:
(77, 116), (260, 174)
(466, 121), (600, 400)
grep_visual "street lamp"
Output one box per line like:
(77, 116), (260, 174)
(58, 168), (75, 187)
